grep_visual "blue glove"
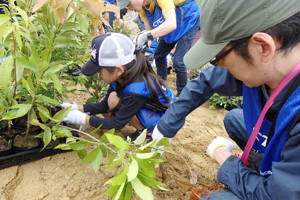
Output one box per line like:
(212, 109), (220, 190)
(63, 110), (87, 125)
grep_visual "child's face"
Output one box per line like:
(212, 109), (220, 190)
(97, 66), (123, 84)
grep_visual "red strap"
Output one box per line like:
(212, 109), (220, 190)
(241, 61), (300, 167)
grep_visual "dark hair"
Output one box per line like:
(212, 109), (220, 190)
(104, 51), (172, 116)
(229, 11), (300, 63)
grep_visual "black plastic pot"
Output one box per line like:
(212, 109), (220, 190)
(12, 131), (42, 154)
(0, 132), (13, 157)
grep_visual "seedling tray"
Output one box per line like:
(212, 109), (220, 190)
(0, 146), (71, 170)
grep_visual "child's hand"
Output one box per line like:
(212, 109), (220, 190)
(63, 110), (87, 125)
(61, 102), (78, 111)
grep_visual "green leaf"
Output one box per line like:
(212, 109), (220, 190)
(51, 73), (63, 95)
(42, 126), (52, 149)
(36, 104), (54, 121)
(156, 137), (169, 147)
(92, 149), (103, 172)
(15, 56), (38, 72)
(36, 95), (59, 104)
(121, 182), (133, 200)
(14, 21), (23, 50)
(2, 109), (18, 120)
(89, 124), (102, 136)
(68, 141), (89, 150)
(136, 157), (156, 178)
(136, 152), (157, 159)
(0, 55), (13, 89)
(0, 24), (14, 43)
(139, 139), (157, 150)
(131, 178), (153, 200)
(137, 173), (162, 188)
(106, 134), (129, 150)
(105, 169), (127, 186)
(105, 185), (121, 196)
(53, 127), (72, 137)
(41, 49), (51, 63)
(45, 61), (73, 76)
(127, 158), (138, 182)
(0, 15), (10, 27)
(106, 148), (122, 170)
(36, 61), (49, 72)
(3, 104), (32, 119)
(15, 56), (24, 82)
(100, 128), (115, 142)
(115, 182), (125, 200)
(77, 149), (87, 160)
(86, 96), (96, 104)
(52, 107), (71, 123)
(54, 143), (71, 150)
(22, 77), (35, 99)
(79, 147), (99, 165)
(133, 129), (147, 145)
(15, 6), (29, 28)
(29, 43), (41, 65)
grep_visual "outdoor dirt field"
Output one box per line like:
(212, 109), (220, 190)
(0, 13), (240, 200)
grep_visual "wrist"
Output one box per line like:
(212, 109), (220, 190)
(77, 105), (84, 112)
(147, 31), (154, 41)
(85, 115), (90, 125)
(213, 146), (231, 165)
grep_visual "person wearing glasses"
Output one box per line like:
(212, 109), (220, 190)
(150, 0), (300, 199)
(117, 0), (200, 97)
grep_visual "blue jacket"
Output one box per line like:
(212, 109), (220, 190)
(157, 65), (300, 200)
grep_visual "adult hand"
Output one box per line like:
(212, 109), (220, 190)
(63, 110), (87, 125)
(206, 137), (234, 160)
(152, 125), (171, 147)
(60, 102), (78, 111)
(135, 31), (149, 48)
(103, 12), (109, 21)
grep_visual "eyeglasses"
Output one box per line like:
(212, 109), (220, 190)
(209, 44), (236, 66)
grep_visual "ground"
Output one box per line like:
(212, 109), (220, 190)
(0, 13), (240, 200)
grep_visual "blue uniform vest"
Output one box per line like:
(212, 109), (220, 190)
(143, 0), (200, 44)
(111, 80), (176, 130)
(243, 84), (300, 177)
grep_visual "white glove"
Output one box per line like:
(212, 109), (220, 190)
(61, 102), (78, 111)
(63, 110), (87, 125)
(152, 125), (171, 147)
(206, 137), (234, 160)
(135, 31), (149, 48)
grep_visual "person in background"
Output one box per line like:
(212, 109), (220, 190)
(61, 33), (176, 140)
(117, 0), (200, 97)
(151, 0), (300, 199)
(103, 0), (116, 32)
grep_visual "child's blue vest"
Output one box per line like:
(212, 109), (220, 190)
(111, 80), (176, 130)
(243, 83), (300, 177)
(143, 0), (200, 44)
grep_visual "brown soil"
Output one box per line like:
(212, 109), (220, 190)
(0, 136), (10, 151)
(13, 134), (40, 148)
(0, 13), (241, 200)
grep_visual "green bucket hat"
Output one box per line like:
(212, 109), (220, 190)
(184, 0), (300, 70)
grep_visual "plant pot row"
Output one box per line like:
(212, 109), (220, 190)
(0, 128), (67, 157)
